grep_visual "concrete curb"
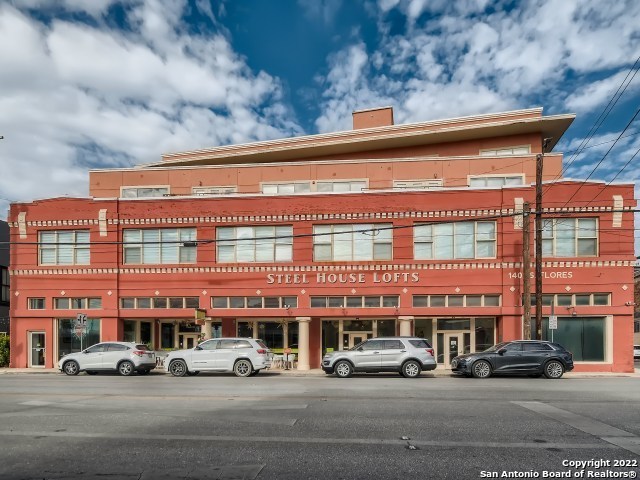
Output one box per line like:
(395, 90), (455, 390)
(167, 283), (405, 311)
(0, 368), (638, 377)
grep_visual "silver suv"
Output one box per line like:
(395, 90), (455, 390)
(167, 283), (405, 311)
(322, 337), (436, 378)
(165, 337), (272, 377)
(59, 342), (156, 376)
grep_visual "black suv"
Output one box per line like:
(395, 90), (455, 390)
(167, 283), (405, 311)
(450, 340), (574, 379)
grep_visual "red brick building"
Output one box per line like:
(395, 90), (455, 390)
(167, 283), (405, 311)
(8, 107), (637, 372)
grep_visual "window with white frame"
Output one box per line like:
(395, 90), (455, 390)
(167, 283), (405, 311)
(262, 182), (311, 194)
(216, 226), (293, 263)
(414, 221), (496, 260)
(313, 224), (393, 261)
(468, 175), (524, 188)
(192, 186), (237, 195)
(542, 218), (597, 257)
(316, 180), (367, 192)
(393, 180), (443, 190)
(121, 186), (170, 198)
(39, 230), (90, 265)
(28, 297), (45, 309)
(479, 146), (530, 156)
(123, 228), (196, 264)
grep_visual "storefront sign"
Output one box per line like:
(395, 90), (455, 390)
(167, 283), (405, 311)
(507, 271), (573, 279)
(266, 272), (420, 285)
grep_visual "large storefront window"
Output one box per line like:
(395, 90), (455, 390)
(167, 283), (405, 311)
(475, 318), (495, 352)
(414, 221), (496, 260)
(313, 224), (392, 261)
(541, 317), (605, 361)
(123, 320), (153, 346)
(415, 319), (433, 344)
(161, 323), (174, 349)
(57, 319), (100, 358)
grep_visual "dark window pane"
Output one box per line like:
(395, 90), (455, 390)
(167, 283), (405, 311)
(362, 340), (384, 350)
(121, 298), (135, 309)
(575, 295), (590, 306)
(409, 339), (431, 348)
(437, 319), (470, 330)
(169, 298), (184, 308)
(123, 321), (136, 342)
(384, 340), (404, 349)
(219, 340), (237, 349)
(328, 297), (344, 308)
(504, 342), (522, 352)
(382, 296), (399, 307)
(483, 295), (500, 306)
(212, 297), (228, 308)
(137, 298), (151, 309)
(237, 322), (252, 338)
(364, 296), (380, 307)
(235, 340), (252, 349)
(247, 297), (262, 308)
(310, 297), (326, 308)
(140, 322), (152, 345)
(557, 295), (572, 306)
(431, 296), (445, 307)
(264, 297), (280, 308)
(413, 296), (428, 307)
(107, 343), (128, 351)
(88, 298), (101, 309)
(377, 320), (395, 337)
(154, 297), (168, 309)
(593, 294), (609, 305)
(161, 323), (174, 348)
(448, 296), (463, 307)
(466, 296), (482, 306)
(346, 296), (362, 308)
(184, 297), (199, 308)
(282, 296), (297, 308)
(229, 297), (245, 308)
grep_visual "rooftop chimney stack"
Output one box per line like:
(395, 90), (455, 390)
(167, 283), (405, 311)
(352, 106), (394, 130)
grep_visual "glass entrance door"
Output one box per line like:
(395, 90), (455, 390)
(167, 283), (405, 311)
(29, 332), (46, 368)
(443, 333), (462, 368)
(346, 332), (372, 349)
(179, 334), (200, 349)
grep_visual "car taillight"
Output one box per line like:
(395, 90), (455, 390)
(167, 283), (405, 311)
(256, 349), (267, 354)
(133, 350), (145, 357)
(426, 348), (434, 356)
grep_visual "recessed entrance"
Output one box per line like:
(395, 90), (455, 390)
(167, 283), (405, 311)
(346, 332), (371, 349)
(444, 333), (462, 367)
(29, 331), (46, 368)
(179, 334), (200, 349)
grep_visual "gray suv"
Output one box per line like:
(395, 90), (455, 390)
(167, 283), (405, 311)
(322, 337), (437, 378)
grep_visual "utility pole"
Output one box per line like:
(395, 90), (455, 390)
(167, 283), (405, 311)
(535, 153), (544, 340)
(522, 202), (531, 339)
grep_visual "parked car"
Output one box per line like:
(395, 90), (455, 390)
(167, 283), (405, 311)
(165, 337), (272, 377)
(59, 342), (156, 376)
(450, 340), (574, 379)
(634, 345), (640, 360)
(322, 337), (437, 378)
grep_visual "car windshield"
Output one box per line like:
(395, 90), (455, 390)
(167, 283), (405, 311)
(482, 342), (508, 353)
(135, 344), (150, 351)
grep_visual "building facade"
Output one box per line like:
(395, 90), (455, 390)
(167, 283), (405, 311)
(8, 107), (637, 371)
(0, 220), (9, 334)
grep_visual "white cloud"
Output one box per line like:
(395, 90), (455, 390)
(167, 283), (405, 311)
(0, 2), (301, 219)
(566, 70), (640, 113)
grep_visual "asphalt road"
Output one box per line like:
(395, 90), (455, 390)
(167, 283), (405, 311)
(0, 371), (638, 480)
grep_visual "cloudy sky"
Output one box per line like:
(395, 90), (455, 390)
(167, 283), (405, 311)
(1, 0), (639, 245)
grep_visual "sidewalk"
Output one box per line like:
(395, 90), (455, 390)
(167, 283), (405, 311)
(1, 367), (638, 377)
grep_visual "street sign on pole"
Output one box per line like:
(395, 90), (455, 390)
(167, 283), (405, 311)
(549, 315), (557, 342)
(74, 313), (88, 350)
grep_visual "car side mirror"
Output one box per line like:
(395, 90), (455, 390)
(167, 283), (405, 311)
(357, 347), (364, 352)
(497, 348), (506, 355)
(194, 346), (202, 351)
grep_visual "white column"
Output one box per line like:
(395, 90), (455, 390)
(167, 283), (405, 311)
(173, 322), (179, 348)
(296, 317), (311, 371)
(398, 316), (414, 336)
(202, 320), (212, 340)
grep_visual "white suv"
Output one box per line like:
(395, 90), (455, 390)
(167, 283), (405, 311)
(165, 337), (272, 377)
(59, 342), (156, 376)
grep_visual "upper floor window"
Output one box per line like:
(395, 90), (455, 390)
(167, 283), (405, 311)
(316, 180), (367, 193)
(123, 228), (196, 264)
(479, 146), (530, 156)
(28, 297), (45, 309)
(469, 175), (524, 188)
(121, 186), (169, 198)
(414, 221), (496, 260)
(542, 218), (597, 257)
(1, 267), (10, 303)
(313, 224), (392, 261)
(54, 297), (102, 309)
(393, 180), (443, 190)
(39, 230), (90, 265)
(192, 186), (237, 195)
(262, 182), (311, 195)
(217, 226), (293, 263)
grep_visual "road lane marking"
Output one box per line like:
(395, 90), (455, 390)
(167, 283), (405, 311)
(0, 430), (614, 450)
(514, 401), (640, 455)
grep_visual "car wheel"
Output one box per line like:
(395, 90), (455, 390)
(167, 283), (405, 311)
(471, 360), (492, 379)
(63, 360), (80, 376)
(86, 370), (98, 376)
(544, 360), (564, 379)
(401, 360), (422, 378)
(169, 359), (188, 377)
(118, 361), (134, 376)
(234, 359), (253, 377)
(137, 369), (150, 375)
(334, 360), (353, 378)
